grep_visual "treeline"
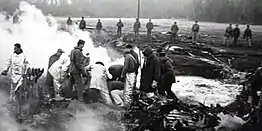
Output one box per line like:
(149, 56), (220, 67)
(0, 0), (262, 24)
(194, 0), (262, 24)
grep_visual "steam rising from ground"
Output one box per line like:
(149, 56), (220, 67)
(0, 2), (113, 72)
(0, 2), (121, 131)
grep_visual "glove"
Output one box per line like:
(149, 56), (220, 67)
(1, 70), (7, 76)
(257, 91), (261, 96)
(152, 80), (158, 88)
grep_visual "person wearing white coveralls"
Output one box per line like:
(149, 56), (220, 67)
(48, 53), (70, 100)
(88, 62), (113, 105)
(1, 43), (29, 101)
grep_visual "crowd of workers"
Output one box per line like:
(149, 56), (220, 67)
(0, 17), (258, 114)
(0, 40), (177, 109)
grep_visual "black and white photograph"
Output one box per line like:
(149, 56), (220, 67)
(0, 0), (262, 131)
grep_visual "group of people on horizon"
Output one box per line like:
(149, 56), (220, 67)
(224, 24), (253, 47)
(67, 17), (254, 47)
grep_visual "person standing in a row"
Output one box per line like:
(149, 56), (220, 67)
(96, 19), (103, 34)
(79, 17), (86, 31)
(133, 18), (141, 37)
(224, 24), (233, 46)
(117, 19), (124, 38)
(192, 21), (200, 44)
(67, 17), (73, 26)
(171, 22), (179, 42)
(243, 25), (253, 47)
(233, 24), (240, 46)
(146, 19), (154, 42)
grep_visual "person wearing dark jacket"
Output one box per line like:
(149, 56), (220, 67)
(171, 22), (179, 42)
(140, 47), (161, 93)
(117, 19), (124, 38)
(243, 25), (252, 47)
(108, 65), (124, 81)
(46, 49), (64, 98)
(68, 39), (87, 102)
(129, 45), (139, 74)
(120, 45), (139, 106)
(146, 19), (154, 41)
(248, 66), (262, 106)
(133, 18), (141, 37)
(158, 52), (177, 99)
(67, 17), (73, 26)
(79, 17), (86, 31)
(233, 24), (240, 46)
(96, 19), (103, 34)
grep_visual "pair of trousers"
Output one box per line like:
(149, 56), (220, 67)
(192, 31), (198, 43)
(117, 29), (122, 38)
(233, 37), (239, 46)
(245, 37), (252, 47)
(111, 72), (136, 107)
(224, 36), (232, 46)
(158, 71), (177, 99)
(171, 33), (178, 42)
(69, 73), (84, 101)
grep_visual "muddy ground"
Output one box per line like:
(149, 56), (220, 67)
(0, 21), (262, 131)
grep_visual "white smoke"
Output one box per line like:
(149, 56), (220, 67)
(0, 1), (112, 72)
(0, 1), (122, 131)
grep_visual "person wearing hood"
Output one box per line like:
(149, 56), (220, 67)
(158, 52), (177, 99)
(1, 43), (29, 101)
(140, 47), (161, 93)
(46, 49), (64, 98)
(68, 39), (87, 102)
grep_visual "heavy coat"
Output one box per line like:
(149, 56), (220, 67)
(68, 46), (85, 75)
(140, 53), (161, 92)
(96, 21), (103, 30)
(133, 21), (141, 32)
(89, 64), (112, 105)
(4, 50), (29, 84)
(233, 27), (240, 38)
(243, 28), (252, 39)
(117, 22), (124, 29)
(171, 24), (179, 34)
(146, 22), (154, 31)
(46, 53), (60, 86)
(108, 65), (123, 81)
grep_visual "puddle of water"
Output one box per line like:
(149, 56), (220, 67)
(172, 76), (242, 106)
